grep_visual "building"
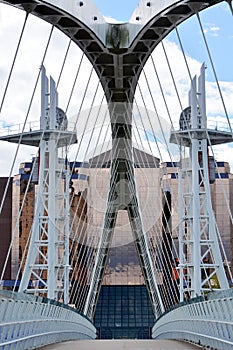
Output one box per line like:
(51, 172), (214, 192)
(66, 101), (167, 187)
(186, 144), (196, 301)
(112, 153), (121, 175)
(88, 148), (160, 338)
(0, 149), (232, 337)
(0, 177), (13, 285)
(161, 160), (233, 281)
(11, 162), (36, 282)
(211, 161), (233, 273)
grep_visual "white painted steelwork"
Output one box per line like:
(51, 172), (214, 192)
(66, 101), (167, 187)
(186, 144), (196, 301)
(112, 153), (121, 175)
(0, 291), (96, 350)
(1, 0), (230, 318)
(83, 103), (165, 319)
(152, 289), (233, 350)
(0, 0), (224, 103)
(0, 67), (77, 302)
(18, 67), (77, 301)
(170, 65), (231, 300)
(0, 0), (231, 326)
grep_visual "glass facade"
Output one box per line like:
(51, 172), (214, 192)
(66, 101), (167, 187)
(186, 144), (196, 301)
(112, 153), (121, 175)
(94, 285), (155, 339)
(88, 150), (162, 287)
(7, 153), (233, 323)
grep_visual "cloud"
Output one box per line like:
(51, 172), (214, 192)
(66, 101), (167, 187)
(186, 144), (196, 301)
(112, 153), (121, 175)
(203, 23), (220, 37)
(103, 15), (123, 24)
(206, 81), (233, 118)
(0, 3), (233, 178)
(137, 39), (202, 127)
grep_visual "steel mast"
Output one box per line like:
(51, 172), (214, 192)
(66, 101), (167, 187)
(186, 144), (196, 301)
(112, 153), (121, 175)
(170, 64), (232, 300)
(0, 67), (77, 302)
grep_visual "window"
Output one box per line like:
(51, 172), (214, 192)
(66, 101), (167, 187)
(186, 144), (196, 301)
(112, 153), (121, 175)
(94, 285), (154, 339)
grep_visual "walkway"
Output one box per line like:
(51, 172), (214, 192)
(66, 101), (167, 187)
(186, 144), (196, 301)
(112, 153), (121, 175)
(40, 339), (203, 349)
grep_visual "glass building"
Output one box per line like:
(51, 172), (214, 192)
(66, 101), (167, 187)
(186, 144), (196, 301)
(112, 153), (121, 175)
(4, 149), (233, 338)
(88, 149), (160, 338)
(94, 285), (155, 339)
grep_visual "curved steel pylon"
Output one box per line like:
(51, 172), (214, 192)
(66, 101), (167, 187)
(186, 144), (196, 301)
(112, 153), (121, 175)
(0, 0), (231, 320)
(0, 0), (225, 101)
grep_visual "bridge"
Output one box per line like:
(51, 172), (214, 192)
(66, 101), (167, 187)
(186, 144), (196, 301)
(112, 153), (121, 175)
(40, 339), (204, 349)
(0, 0), (233, 349)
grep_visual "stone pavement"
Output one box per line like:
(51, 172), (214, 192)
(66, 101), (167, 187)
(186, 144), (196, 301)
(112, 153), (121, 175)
(40, 339), (203, 349)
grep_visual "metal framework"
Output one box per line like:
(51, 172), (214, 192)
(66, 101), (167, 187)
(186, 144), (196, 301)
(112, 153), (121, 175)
(0, 0), (224, 102)
(0, 0), (230, 320)
(170, 64), (231, 300)
(152, 289), (233, 349)
(0, 67), (77, 302)
(0, 291), (96, 348)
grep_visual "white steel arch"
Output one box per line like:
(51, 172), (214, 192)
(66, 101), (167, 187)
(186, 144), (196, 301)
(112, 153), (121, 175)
(0, 0), (231, 322)
(0, 0), (226, 102)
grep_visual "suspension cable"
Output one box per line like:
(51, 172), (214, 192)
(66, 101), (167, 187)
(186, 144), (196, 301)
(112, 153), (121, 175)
(0, 25), (55, 282)
(0, 12), (29, 114)
(196, 11), (233, 134)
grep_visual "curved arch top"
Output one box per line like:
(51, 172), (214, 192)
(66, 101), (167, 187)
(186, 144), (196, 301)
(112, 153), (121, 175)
(0, 0), (229, 320)
(0, 0), (224, 102)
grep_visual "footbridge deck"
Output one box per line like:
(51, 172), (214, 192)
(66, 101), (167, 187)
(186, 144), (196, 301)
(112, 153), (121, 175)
(39, 339), (202, 350)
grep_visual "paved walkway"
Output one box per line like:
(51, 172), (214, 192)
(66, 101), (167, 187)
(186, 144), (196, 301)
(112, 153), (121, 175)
(40, 339), (202, 349)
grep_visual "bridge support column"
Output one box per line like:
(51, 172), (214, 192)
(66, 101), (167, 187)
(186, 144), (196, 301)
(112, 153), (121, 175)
(84, 101), (164, 319)
(171, 64), (229, 300)
(18, 67), (77, 302)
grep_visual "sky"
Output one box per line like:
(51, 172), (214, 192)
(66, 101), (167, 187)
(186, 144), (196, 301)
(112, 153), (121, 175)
(95, 0), (233, 82)
(94, 0), (139, 22)
(0, 1), (233, 175)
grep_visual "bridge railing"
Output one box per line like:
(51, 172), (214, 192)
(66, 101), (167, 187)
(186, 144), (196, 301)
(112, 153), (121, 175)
(0, 291), (96, 349)
(152, 289), (233, 350)
(0, 119), (77, 136)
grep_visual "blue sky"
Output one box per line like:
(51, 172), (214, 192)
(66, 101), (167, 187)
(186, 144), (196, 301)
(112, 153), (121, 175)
(168, 2), (233, 82)
(95, 1), (233, 82)
(83, 1), (233, 168)
(94, 0), (139, 22)
(0, 1), (233, 174)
